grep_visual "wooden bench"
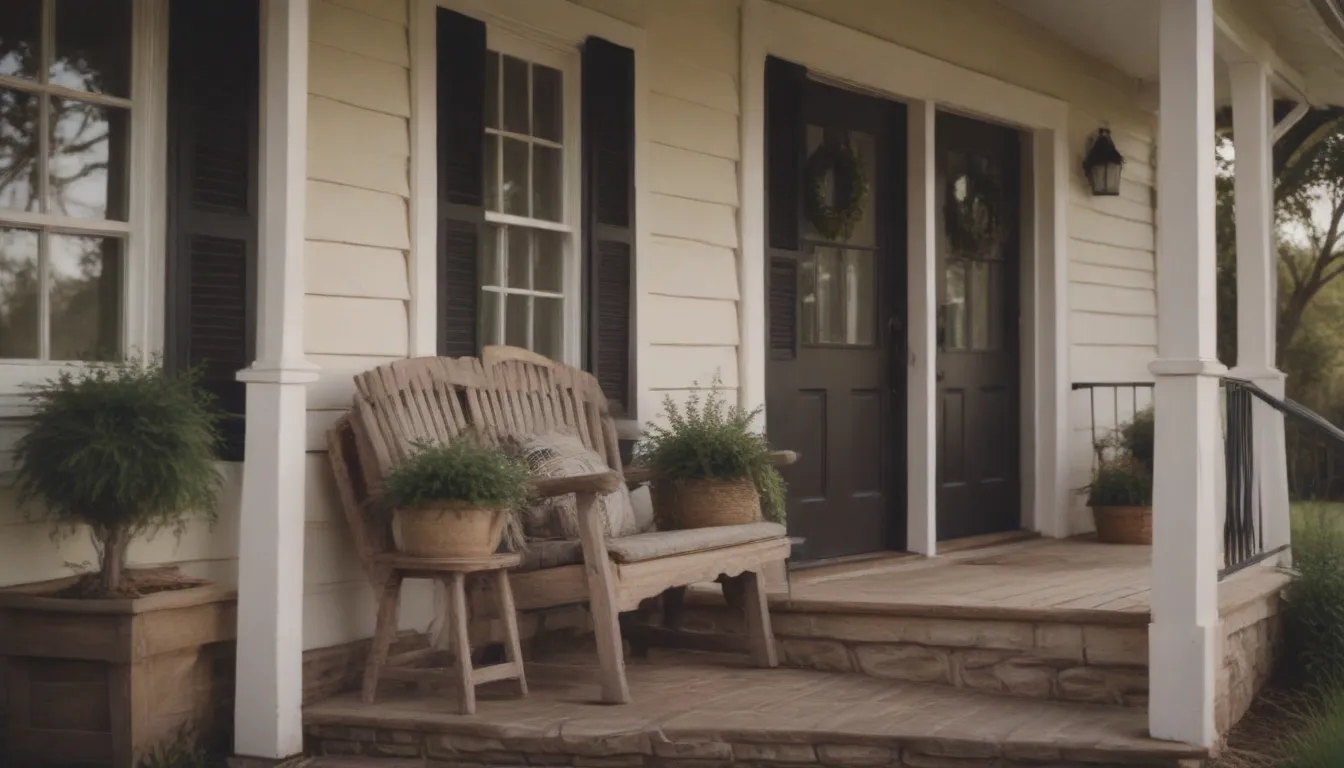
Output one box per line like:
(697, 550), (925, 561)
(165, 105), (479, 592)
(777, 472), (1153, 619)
(327, 346), (794, 703)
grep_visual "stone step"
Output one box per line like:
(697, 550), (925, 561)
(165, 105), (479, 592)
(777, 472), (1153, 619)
(673, 593), (1151, 708)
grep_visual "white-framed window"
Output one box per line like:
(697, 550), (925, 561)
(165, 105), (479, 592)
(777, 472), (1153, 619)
(0, 0), (136, 364)
(479, 28), (581, 363)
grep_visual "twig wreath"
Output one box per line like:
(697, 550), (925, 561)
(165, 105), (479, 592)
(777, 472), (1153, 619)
(804, 137), (868, 241)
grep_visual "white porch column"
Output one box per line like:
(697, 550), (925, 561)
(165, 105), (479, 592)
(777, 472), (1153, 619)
(1149, 0), (1223, 748)
(1229, 61), (1293, 558)
(906, 99), (937, 556)
(233, 0), (319, 760)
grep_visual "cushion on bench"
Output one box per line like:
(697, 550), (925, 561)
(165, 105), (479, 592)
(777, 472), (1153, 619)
(604, 522), (787, 564)
(518, 539), (585, 571)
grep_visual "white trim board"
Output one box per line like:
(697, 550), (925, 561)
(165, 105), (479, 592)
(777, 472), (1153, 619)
(408, 0), (650, 423)
(739, 0), (1072, 552)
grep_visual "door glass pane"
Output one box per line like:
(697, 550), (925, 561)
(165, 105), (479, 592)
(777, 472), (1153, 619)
(969, 260), (991, 350)
(0, 227), (39, 359)
(945, 150), (1007, 261)
(502, 54), (529, 135)
(944, 260), (967, 350)
(0, 88), (39, 213)
(533, 296), (562, 359)
(843, 249), (874, 345)
(532, 64), (563, 142)
(803, 125), (877, 248)
(52, 0), (132, 97)
(480, 290), (502, 346)
(534, 230), (564, 293)
(799, 245), (874, 346)
(505, 293), (529, 348)
(0, 1), (41, 81)
(49, 233), (120, 360)
(48, 99), (129, 220)
(501, 137), (528, 215)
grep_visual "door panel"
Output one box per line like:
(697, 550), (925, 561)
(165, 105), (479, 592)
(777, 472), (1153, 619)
(766, 69), (907, 561)
(935, 112), (1022, 541)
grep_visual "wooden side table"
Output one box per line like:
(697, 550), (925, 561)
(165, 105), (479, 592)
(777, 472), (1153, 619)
(362, 552), (527, 714)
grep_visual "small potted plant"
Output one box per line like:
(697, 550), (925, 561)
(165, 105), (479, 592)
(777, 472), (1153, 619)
(633, 381), (786, 529)
(1086, 407), (1155, 545)
(379, 439), (530, 558)
(0, 357), (234, 766)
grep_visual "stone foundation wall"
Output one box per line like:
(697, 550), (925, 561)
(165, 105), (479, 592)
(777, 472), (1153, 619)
(305, 725), (1201, 768)
(679, 604), (1150, 707)
(1216, 589), (1284, 735)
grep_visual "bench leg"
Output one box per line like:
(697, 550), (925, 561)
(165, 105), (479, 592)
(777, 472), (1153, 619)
(741, 570), (778, 668)
(575, 491), (631, 704)
(446, 572), (476, 714)
(362, 572), (404, 703)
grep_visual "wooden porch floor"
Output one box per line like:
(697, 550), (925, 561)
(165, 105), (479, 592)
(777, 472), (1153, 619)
(305, 649), (1205, 766)
(760, 537), (1287, 625)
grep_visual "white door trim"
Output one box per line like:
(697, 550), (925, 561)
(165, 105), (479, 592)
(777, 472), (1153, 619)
(408, 0), (650, 421)
(739, 0), (1071, 551)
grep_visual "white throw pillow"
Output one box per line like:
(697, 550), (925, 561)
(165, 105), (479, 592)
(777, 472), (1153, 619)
(514, 432), (638, 540)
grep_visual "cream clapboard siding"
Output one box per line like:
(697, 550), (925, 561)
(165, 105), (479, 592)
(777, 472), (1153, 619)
(772, 0), (1159, 534)
(302, 0), (433, 650)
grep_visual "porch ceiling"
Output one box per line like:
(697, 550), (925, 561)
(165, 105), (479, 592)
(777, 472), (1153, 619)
(1000, 0), (1344, 106)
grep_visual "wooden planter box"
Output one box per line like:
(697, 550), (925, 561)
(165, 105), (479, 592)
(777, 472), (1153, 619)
(0, 579), (236, 767)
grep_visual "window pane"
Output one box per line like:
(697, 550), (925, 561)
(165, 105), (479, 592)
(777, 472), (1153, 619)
(534, 230), (563, 293)
(505, 293), (528, 348)
(480, 290), (502, 346)
(52, 0), (132, 97)
(0, 227), (39, 359)
(484, 133), (499, 212)
(502, 54), (529, 135)
(485, 51), (499, 130)
(533, 64), (563, 142)
(481, 225), (501, 286)
(0, 0), (41, 81)
(507, 227), (530, 288)
(533, 297), (562, 359)
(501, 137), (528, 216)
(50, 234), (121, 360)
(49, 98), (129, 220)
(533, 145), (562, 222)
(0, 88), (39, 213)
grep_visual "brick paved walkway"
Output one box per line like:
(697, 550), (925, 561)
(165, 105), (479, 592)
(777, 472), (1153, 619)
(305, 650), (1206, 767)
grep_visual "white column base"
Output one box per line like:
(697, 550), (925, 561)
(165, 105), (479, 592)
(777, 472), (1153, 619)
(233, 371), (315, 759)
(1147, 619), (1220, 745)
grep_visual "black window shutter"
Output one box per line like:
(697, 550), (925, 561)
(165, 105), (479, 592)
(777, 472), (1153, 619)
(166, 2), (260, 462)
(582, 37), (636, 417)
(766, 57), (806, 363)
(436, 9), (487, 358)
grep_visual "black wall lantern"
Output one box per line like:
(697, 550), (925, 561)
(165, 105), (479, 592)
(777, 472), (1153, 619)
(1083, 127), (1125, 196)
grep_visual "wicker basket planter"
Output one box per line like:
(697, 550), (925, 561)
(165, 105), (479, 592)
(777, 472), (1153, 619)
(654, 477), (763, 529)
(1091, 505), (1152, 545)
(392, 504), (509, 558)
(0, 579), (236, 767)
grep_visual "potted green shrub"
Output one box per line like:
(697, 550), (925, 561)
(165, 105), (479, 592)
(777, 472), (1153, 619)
(633, 382), (786, 529)
(0, 357), (236, 767)
(1086, 407), (1155, 545)
(379, 439), (530, 558)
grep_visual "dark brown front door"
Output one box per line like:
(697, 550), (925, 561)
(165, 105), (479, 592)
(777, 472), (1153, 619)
(935, 112), (1022, 541)
(765, 60), (907, 561)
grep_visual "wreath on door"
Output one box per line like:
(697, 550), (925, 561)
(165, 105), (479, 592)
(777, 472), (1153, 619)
(804, 137), (868, 241)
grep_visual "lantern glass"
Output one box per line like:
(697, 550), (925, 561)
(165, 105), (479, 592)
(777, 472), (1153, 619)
(1089, 162), (1122, 196)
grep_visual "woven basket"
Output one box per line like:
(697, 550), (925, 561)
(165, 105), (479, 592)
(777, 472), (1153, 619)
(1091, 505), (1152, 545)
(654, 477), (762, 529)
(392, 503), (508, 558)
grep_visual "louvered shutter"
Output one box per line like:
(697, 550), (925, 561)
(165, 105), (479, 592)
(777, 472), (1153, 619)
(167, 2), (259, 461)
(436, 9), (487, 358)
(582, 38), (636, 417)
(766, 57), (806, 362)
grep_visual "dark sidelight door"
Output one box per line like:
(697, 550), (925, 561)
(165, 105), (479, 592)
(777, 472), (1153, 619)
(766, 60), (908, 561)
(935, 112), (1022, 541)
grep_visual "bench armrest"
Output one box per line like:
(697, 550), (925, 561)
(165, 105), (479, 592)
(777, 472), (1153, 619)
(623, 450), (798, 486)
(528, 470), (623, 499)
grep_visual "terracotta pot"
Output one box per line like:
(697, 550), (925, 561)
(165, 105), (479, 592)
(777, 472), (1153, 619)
(0, 580), (236, 767)
(392, 503), (509, 558)
(1091, 505), (1153, 545)
(653, 477), (762, 529)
